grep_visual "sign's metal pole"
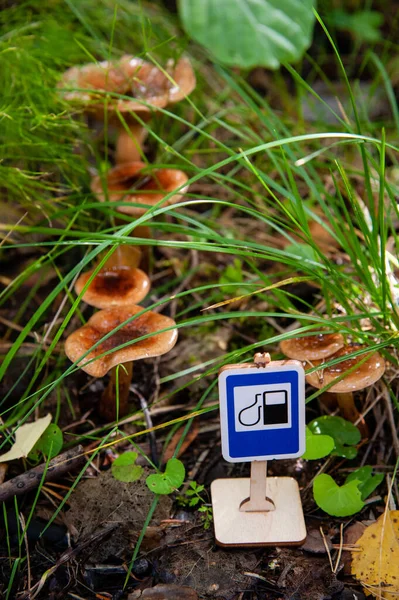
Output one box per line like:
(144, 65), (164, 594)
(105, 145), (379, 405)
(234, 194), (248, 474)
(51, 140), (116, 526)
(240, 460), (275, 512)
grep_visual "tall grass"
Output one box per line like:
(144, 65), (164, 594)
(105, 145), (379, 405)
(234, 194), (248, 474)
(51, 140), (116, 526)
(1, 0), (399, 591)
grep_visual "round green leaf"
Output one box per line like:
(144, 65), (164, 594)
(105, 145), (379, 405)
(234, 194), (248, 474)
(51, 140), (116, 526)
(146, 458), (186, 495)
(111, 452), (144, 483)
(313, 474), (365, 517)
(308, 416), (361, 459)
(179, 0), (316, 69)
(346, 467), (384, 501)
(302, 426), (335, 460)
(31, 423), (63, 460)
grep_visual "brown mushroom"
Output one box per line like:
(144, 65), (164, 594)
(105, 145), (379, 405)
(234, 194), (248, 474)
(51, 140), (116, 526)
(280, 333), (373, 435)
(59, 56), (195, 164)
(280, 333), (345, 361)
(65, 306), (177, 421)
(306, 344), (385, 431)
(90, 161), (189, 216)
(75, 266), (150, 309)
(91, 162), (189, 269)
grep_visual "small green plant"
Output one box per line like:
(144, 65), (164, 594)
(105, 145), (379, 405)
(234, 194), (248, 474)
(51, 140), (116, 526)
(313, 467), (384, 517)
(219, 259), (257, 297)
(177, 481), (213, 529)
(306, 415), (361, 459)
(328, 9), (384, 43)
(111, 454), (185, 494)
(146, 458), (186, 495)
(111, 451), (144, 483)
(303, 417), (384, 516)
(303, 426), (335, 460)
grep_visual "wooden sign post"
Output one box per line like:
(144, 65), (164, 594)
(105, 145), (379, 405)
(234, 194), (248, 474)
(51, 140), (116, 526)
(211, 353), (307, 547)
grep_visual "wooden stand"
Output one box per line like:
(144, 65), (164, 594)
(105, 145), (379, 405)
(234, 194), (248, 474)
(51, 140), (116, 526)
(211, 467), (306, 547)
(240, 461), (274, 512)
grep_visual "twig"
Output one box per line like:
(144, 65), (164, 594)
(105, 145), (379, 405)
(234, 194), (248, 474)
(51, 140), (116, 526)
(131, 387), (158, 466)
(0, 446), (84, 503)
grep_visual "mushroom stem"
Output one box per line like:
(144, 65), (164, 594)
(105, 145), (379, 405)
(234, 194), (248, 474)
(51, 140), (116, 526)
(99, 361), (133, 421)
(335, 392), (369, 437)
(100, 244), (142, 269)
(132, 225), (152, 272)
(116, 124), (148, 164)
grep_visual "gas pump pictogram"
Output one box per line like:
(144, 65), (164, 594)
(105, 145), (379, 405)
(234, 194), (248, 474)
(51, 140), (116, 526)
(238, 390), (289, 427)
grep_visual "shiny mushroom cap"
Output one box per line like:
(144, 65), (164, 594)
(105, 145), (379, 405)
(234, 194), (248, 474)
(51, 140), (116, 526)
(117, 56), (196, 112)
(58, 60), (130, 103)
(75, 266), (150, 309)
(305, 345), (385, 393)
(65, 306), (177, 377)
(59, 56), (195, 113)
(280, 333), (345, 361)
(90, 161), (189, 216)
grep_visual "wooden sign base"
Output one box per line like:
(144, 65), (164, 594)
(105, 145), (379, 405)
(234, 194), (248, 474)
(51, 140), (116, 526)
(211, 475), (306, 547)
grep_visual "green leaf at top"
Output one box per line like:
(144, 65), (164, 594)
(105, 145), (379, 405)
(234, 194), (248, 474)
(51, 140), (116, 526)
(346, 467), (384, 501)
(308, 416), (361, 459)
(313, 474), (365, 517)
(146, 458), (186, 495)
(178, 0), (316, 69)
(302, 426), (335, 460)
(111, 452), (144, 483)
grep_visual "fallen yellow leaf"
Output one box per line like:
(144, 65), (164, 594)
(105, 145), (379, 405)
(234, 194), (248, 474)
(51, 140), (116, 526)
(351, 510), (399, 599)
(0, 414), (52, 463)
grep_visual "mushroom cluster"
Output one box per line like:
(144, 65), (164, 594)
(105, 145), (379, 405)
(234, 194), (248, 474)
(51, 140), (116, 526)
(280, 333), (385, 436)
(61, 54), (195, 421)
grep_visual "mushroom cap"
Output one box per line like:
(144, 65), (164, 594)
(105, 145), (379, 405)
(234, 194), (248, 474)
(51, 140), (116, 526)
(58, 60), (130, 103)
(65, 306), (178, 377)
(280, 333), (345, 361)
(90, 162), (189, 216)
(75, 266), (150, 309)
(59, 56), (195, 114)
(305, 345), (385, 393)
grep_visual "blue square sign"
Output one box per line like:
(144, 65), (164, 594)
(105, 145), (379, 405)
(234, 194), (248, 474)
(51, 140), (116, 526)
(219, 364), (306, 462)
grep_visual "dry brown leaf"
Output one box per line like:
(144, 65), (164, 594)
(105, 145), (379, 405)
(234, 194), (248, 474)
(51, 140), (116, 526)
(351, 510), (399, 599)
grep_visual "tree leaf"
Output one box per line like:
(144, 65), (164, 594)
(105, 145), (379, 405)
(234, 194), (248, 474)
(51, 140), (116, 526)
(0, 414), (52, 463)
(146, 458), (185, 495)
(111, 452), (143, 483)
(346, 467), (384, 501)
(313, 473), (364, 517)
(302, 426), (335, 460)
(351, 511), (399, 599)
(30, 423), (63, 460)
(178, 0), (316, 69)
(308, 415), (361, 459)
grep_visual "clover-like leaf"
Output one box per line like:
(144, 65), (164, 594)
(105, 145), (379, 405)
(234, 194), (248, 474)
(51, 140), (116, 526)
(313, 473), (365, 517)
(179, 0), (316, 69)
(346, 466), (384, 501)
(302, 426), (335, 460)
(111, 452), (143, 483)
(308, 415), (361, 459)
(146, 458), (185, 495)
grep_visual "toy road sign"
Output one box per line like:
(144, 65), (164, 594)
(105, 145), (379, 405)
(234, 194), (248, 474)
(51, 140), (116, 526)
(218, 361), (305, 462)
